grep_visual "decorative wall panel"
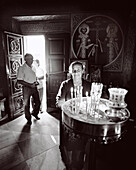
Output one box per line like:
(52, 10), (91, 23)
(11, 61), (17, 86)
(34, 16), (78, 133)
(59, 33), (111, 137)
(71, 14), (124, 72)
(10, 77), (22, 95)
(49, 38), (65, 55)
(49, 58), (65, 73)
(20, 21), (70, 33)
(4, 31), (24, 119)
(7, 35), (23, 55)
(12, 94), (24, 115)
(8, 57), (22, 77)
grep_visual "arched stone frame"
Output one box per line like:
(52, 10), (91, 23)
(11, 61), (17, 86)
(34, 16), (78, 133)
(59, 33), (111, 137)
(71, 14), (124, 72)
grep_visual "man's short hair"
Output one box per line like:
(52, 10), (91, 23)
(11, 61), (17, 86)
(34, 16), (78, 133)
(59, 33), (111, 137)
(69, 61), (85, 74)
(24, 53), (33, 60)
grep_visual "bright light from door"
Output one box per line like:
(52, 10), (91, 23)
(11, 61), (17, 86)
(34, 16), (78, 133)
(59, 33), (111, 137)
(24, 35), (45, 72)
(24, 35), (46, 111)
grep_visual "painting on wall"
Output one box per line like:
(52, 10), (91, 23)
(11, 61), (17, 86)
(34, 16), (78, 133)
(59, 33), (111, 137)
(71, 14), (124, 72)
(89, 64), (102, 83)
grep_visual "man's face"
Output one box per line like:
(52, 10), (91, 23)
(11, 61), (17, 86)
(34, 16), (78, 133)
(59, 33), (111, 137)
(71, 64), (83, 80)
(81, 27), (87, 34)
(25, 55), (33, 67)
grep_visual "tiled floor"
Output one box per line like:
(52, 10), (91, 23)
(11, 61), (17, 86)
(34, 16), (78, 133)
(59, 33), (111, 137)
(0, 110), (136, 170)
(0, 111), (66, 170)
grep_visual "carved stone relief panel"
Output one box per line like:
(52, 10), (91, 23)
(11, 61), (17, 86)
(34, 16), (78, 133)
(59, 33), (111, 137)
(20, 21), (70, 33)
(71, 14), (124, 72)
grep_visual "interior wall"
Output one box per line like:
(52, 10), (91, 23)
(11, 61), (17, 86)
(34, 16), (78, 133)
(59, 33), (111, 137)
(0, 7), (136, 118)
(0, 14), (13, 98)
(70, 11), (135, 88)
(18, 19), (71, 35)
(0, 11), (135, 86)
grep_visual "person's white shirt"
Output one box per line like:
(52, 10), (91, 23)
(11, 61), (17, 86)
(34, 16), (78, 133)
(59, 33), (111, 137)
(32, 61), (44, 89)
(35, 67), (44, 89)
(17, 63), (36, 83)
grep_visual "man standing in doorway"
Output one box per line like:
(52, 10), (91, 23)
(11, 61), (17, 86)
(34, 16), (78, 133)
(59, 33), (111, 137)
(17, 53), (41, 125)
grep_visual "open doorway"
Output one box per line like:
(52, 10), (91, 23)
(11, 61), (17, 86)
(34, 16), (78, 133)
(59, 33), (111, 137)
(24, 35), (47, 112)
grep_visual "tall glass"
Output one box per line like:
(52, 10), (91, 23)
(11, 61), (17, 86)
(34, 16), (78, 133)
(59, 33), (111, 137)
(89, 82), (103, 117)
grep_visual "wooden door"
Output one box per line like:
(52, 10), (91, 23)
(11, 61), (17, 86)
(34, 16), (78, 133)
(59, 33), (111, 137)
(46, 33), (70, 109)
(3, 31), (24, 119)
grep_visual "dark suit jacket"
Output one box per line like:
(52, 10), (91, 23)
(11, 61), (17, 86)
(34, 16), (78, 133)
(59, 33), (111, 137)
(56, 78), (91, 107)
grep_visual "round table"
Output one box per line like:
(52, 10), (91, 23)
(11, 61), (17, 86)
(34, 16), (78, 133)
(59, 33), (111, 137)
(60, 97), (130, 170)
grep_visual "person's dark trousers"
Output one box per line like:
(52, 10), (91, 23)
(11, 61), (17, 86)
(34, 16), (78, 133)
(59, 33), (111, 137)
(23, 86), (41, 121)
(31, 87), (43, 112)
(38, 87), (43, 111)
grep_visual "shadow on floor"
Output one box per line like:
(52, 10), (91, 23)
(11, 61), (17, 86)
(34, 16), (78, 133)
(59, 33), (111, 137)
(0, 112), (24, 126)
(47, 107), (61, 120)
(0, 108), (61, 126)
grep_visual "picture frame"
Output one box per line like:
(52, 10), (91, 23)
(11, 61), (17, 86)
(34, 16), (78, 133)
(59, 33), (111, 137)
(89, 64), (102, 83)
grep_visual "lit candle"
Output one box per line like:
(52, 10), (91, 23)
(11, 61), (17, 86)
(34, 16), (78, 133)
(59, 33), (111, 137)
(86, 91), (88, 114)
(71, 87), (73, 113)
(80, 86), (83, 103)
(74, 88), (77, 98)
(74, 88), (77, 114)
(77, 86), (80, 96)
(71, 87), (73, 99)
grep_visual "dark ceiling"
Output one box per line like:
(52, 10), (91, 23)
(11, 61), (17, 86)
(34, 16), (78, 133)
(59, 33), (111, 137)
(0, 0), (134, 22)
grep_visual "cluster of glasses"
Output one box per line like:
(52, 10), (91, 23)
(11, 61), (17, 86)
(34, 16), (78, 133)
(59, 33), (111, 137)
(70, 86), (83, 114)
(70, 83), (103, 117)
(86, 83), (103, 117)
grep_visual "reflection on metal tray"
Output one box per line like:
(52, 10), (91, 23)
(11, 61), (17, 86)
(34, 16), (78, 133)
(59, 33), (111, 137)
(106, 100), (127, 109)
(62, 97), (130, 144)
(105, 108), (129, 122)
(62, 98), (130, 125)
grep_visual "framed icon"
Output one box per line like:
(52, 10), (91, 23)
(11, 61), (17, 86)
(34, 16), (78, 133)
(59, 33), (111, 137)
(89, 64), (102, 83)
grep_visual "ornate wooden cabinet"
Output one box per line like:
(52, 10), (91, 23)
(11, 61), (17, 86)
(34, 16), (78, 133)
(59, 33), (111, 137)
(3, 31), (24, 119)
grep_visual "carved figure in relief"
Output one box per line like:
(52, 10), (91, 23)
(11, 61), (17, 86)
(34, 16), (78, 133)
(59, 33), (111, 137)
(76, 23), (94, 58)
(106, 23), (119, 63)
(76, 23), (103, 59)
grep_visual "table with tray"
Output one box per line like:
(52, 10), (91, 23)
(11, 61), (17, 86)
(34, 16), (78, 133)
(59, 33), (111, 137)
(60, 97), (130, 170)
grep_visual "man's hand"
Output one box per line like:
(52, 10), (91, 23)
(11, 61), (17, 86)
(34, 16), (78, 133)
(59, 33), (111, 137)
(57, 99), (65, 108)
(31, 82), (39, 88)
